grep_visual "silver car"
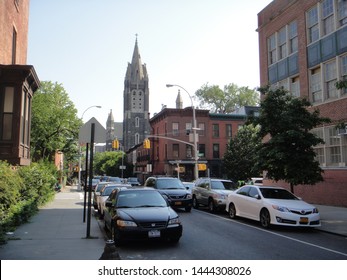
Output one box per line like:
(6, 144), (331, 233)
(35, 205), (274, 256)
(192, 178), (237, 212)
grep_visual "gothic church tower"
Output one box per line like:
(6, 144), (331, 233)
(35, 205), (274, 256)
(123, 38), (150, 151)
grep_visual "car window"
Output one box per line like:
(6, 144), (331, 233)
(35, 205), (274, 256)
(260, 188), (298, 200)
(211, 181), (226, 190)
(116, 190), (167, 208)
(102, 186), (119, 196)
(156, 179), (185, 189)
(236, 186), (251, 196)
(248, 187), (259, 198)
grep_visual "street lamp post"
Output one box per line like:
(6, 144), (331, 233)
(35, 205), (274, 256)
(166, 84), (199, 180)
(78, 105), (101, 190)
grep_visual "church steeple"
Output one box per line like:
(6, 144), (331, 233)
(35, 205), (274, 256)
(176, 90), (183, 109)
(123, 36), (150, 151)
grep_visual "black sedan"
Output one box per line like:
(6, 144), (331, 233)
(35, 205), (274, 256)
(103, 187), (183, 245)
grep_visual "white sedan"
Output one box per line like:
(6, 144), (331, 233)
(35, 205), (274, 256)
(225, 185), (321, 228)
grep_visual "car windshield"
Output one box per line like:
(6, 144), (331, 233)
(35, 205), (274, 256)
(95, 183), (108, 192)
(260, 188), (299, 200)
(211, 180), (235, 190)
(156, 179), (185, 189)
(116, 190), (167, 208)
(102, 186), (119, 196)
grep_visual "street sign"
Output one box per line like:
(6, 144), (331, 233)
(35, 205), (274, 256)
(119, 166), (126, 170)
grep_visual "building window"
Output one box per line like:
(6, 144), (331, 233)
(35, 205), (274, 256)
(20, 89), (30, 145)
(307, 6), (319, 44)
(172, 122), (179, 136)
(288, 21), (298, 54)
(226, 124), (232, 139)
(268, 34), (276, 65)
(338, 0), (347, 26)
(198, 122), (205, 136)
(213, 144), (220, 158)
(212, 124), (219, 137)
(186, 145), (192, 158)
(322, 0), (335, 36)
(135, 117), (139, 127)
(185, 122), (192, 135)
(172, 144), (179, 158)
(134, 133), (140, 145)
(198, 144), (205, 158)
(310, 67), (322, 102)
(341, 55), (347, 95)
(278, 27), (287, 60)
(325, 61), (337, 99)
(1, 87), (14, 140)
(12, 28), (17, 64)
(291, 77), (300, 97)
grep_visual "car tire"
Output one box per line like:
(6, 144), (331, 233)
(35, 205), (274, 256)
(228, 203), (237, 219)
(185, 206), (192, 212)
(208, 199), (215, 213)
(192, 196), (199, 209)
(260, 208), (271, 228)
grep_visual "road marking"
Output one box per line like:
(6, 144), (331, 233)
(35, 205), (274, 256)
(200, 210), (347, 257)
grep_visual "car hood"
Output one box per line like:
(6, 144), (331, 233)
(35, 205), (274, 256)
(117, 207), (177, 222)
(158, 189), (188, 195)
(265, 199), (315, 209)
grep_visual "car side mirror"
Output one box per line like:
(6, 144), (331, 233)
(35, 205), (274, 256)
(105, 200), (112, 207)
(254, 194), (261, 200)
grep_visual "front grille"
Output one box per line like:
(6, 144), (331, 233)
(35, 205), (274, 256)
(290, 210), (312, 215)
(169, 195), (185, 199)
(139, 221), (167, 229)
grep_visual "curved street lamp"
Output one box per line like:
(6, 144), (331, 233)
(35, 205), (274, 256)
(78, 105), (102, 190)
(166, 84), (199, 180)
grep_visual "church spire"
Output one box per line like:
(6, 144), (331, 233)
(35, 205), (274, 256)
(129, 34), (144, 83)
(176, 89), (183, 109)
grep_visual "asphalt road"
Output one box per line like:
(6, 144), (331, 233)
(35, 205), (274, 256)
(111, 208), (347, 260)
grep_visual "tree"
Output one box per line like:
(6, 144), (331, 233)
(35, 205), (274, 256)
(31, 81), (82, 162)
(251, 86), (330, 193)
(194, 83), (259, 113)
(223, 124), (262, 181)
(93, 151), (133, 178)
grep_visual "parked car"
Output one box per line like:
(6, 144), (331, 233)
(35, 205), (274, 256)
(103, 187), (183, 245)
(127, 177), (141, 186)
(225, 185), (321, 228)
(144, 176), (192, 212)
(192, 177), (237, 212)
(93, 181), (111, 209)
(108, 177), (122, 183)
(182, 182), (195, 194)
(97, 183), (130, 218)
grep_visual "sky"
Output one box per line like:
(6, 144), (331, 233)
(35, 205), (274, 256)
(27, 0), (273, 126)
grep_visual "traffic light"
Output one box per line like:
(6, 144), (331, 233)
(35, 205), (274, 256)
(143, 138), (150, 149)
(112, 139), (119, 149)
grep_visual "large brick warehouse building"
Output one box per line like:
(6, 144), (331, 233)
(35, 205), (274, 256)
(257, 0), (347, 206)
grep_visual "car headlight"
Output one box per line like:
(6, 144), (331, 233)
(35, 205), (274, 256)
(212, 193), (225, 199)
(272, 205), (290, 212)
(186, 194), (192, 199)
(168, 217), (181, 225)
(117, 220), (137, 227)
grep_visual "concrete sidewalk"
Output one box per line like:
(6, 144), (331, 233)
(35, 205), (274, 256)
(0, 185), (346, 260)
(0, 185), (107, 260)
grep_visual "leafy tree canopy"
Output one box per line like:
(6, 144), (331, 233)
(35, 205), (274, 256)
(31, 81), (82, 162)
(93, 151), (133, 178)
(194, 83), (259, 113)
(251, 86), (331, 192)
(223, 124), (262, 181)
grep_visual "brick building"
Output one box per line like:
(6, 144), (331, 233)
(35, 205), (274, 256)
(257, 0), (347, 206)
(0, 0), (40, 165)
(128, 99), (256, 183)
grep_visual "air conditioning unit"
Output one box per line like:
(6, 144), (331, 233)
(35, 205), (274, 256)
(337, 126), (347, 135)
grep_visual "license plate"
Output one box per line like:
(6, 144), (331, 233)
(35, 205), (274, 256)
(148, 230), (160, 238)
(174, 201), (182, 205)
(300, 217), (308, 223)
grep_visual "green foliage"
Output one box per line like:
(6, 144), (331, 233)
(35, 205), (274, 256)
(252, 87), (331, 192)
(93, 151), (133, 177)
(224, 124), (262, 181)
(194, 83), (259, 113)
(0, 161), (57, 243)
(31, 81), (82, 162)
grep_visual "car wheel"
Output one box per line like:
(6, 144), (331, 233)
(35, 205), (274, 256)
(185, 206), (192, 212)
(208, 199), (215, 213)
(228, 203), (237, 219)
(260, 208), (271, 228)
(192, 196), (199, 209)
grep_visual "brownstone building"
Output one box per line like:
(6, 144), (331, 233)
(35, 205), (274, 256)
(257, 0), (347, 206)
(0, 0), (40, 165)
